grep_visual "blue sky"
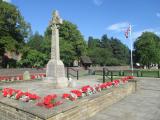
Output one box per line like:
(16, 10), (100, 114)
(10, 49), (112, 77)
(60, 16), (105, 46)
(3, 0), (160, 48)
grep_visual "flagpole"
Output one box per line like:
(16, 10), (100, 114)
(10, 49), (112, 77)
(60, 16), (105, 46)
(129, 24), (134, 76)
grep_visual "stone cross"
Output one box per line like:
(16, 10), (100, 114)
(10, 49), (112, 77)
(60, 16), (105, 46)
(45, 10), (68, 88)
(50, 11), (62, 60)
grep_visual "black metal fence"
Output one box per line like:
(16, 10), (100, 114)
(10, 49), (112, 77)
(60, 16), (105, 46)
(101, 68), (160, 83)
(67, 67), (79, 80)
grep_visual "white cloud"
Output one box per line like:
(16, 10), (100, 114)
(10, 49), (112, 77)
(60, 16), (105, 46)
(2, 0), (11, 3)
(132, 28), (160, 40)
(156, 13), (160, 18)
(93, 0), (103, 6)
(107, 22), (130, 32)
(107, 22), (160, 40)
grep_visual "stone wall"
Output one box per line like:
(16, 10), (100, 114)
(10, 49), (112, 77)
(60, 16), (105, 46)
(0, 68), (45, 76)
(0, 103), (43, 120)
(0, 81), (136, 120)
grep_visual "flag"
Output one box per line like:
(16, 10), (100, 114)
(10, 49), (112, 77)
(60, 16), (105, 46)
(124, 25), (131, 38)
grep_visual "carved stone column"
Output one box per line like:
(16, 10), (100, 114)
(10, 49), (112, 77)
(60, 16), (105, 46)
(45, 10), (68, 88)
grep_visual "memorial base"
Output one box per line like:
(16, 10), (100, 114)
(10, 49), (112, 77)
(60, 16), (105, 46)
(45, 59), (68, 88)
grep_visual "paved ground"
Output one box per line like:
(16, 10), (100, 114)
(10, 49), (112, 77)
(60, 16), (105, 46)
(0, 75), (103, 97)
(89, 77), (160, 120)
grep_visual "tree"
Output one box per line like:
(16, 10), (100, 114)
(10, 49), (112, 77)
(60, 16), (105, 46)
(88, 36), (100, 48)
(27, 32), (43, 51)
(0, 1), (31, 67)
(60, 40), (76, 66)
(110, 37), (129, 65)
(0, 1), (31, 43)
(18, 47), (48, 68)
(87, 35), (130, 66)
(134, 32), (160, 68)
(101, 34), (111, 49)
(87, 47), (118, 66)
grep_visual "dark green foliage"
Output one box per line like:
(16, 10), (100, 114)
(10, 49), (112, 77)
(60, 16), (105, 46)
(27, 32), (43, 51)
(18, 32), (49, 68)
(18, 47), (48, 68)
(87, 35), (130, 66)
(60, 21), (87, 60)
(110, 37), (129, 64)
(60, 40), (76, 66)
(0, 1), (31, 67)
(134, 32), (160, 68)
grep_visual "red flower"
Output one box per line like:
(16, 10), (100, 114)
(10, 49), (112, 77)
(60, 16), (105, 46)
(121, 76), (133, 83)
(43, 74), (46, 77)
(112, 80), (120, 86)
(99, 82), (113, 89)
(15, 91), (24, 99)
(70, 90), (82, 97)
(2, 88), (15, 97)
(37, 94), (62, 109)
(22, 92), (40, 100)
(45, 104), (54, 108)
(127, 76), (134, 79)
(2, 90), (8, 97)
(31, 75), (36, 80)
(81, 85), (93, 93)
(29, 94), (40, 100)
(43, 94), (57, 105)
(100, 83), (106, 89)
(62, 93), (71, 99)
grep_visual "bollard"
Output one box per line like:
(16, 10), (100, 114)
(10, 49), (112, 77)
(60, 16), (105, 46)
(137, 71), (139, 77)
(77, 70), (79, 80)
(123, 71), (125, 76)
(141, 71), (143, 77)
(158, 71), (160, 78)
(103, 68), (105, 83)
(119, 71), (121, 76)
(111, 71), (113, 82)
(67, 67), (69, 80)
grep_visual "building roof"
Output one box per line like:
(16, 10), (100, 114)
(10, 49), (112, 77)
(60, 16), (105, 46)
(81, 56), (92, 64)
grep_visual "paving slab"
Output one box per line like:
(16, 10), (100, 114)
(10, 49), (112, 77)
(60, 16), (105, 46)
(89, 77), (160, 120)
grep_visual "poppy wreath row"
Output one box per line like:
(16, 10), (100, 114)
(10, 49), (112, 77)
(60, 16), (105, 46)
(0, 73), (46, 82)
(61, 76), (133, 102)
(0, 76), (134, 109)
(1, 88), (40, 102)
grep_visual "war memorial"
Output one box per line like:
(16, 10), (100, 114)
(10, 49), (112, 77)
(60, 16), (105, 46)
(0, 11), (138, 120)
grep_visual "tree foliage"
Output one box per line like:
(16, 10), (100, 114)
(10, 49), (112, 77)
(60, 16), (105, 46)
(0, 0), (31, 56)
(134, 32), (160, 68)
(18, 47), (48, 68)
(87, 35), (130, 66)
(27, 32), (43, 51)
(110, 37), (129, 64)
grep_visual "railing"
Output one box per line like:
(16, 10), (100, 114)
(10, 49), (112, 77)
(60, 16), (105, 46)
(99, 68), (160, 83)
(119, 70), (160, 78)
(67, 67), (79, 80)
(102, 68), (114, 83)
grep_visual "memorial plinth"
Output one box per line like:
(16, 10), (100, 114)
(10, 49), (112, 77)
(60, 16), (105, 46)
(45, 10), (68, 88)
(0, 81), (136, 120)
